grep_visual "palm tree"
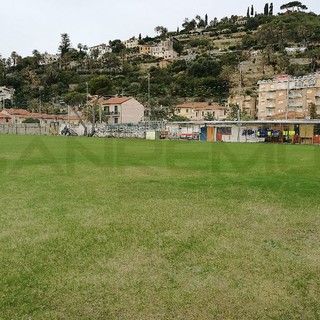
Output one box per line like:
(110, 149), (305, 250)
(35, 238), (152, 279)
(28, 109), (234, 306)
(10, 51), (18, 66)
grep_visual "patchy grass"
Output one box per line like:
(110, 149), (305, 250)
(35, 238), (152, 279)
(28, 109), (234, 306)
(1, 135), (320, 319)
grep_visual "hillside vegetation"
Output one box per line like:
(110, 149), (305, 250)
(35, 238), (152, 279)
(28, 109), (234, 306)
(0, 3), (319, 119)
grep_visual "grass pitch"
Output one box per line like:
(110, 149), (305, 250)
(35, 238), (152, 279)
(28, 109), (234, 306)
(1, 135), (320, 319)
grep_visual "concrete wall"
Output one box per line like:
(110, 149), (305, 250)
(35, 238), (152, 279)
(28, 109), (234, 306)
(0, 123), (59, 135)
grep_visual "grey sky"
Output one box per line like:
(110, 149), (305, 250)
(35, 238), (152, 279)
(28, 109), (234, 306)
(1, 0), (319, 58)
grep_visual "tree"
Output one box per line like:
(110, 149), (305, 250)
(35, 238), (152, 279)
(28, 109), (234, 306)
(251, 5), (254, 16)
(58, 33), (71, 57)
(226, 104), (251, 120)
(280, 1), (308, 12)
(269, 3), (274, 15)
(63, 91), (88, 135)
(210, 17), (218, 27)
(88, 76), (113, 96)
(63, 92), (87, 106)
(160, 26), (168, 38)
(10, 51), (19, 67)
(205, 14), (208, 26)
(182, 18), (197, 32)
(204, 112), (215, 121)
(154, 26), (168, 37)
(109, 39), (126, 54)
(247, 7), (250, 18)
(22, 118), (40, 123)
(309, 102), (318, 119)
(264, 3), (269, 16)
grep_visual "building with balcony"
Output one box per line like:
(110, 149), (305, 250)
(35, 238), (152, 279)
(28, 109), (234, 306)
(99, 96), (144, 124)
(174, 102), (227, 121)
(257, 73), (320, 120)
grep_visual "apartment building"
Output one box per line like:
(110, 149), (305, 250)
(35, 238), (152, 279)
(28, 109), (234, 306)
(257, 73), (320, 120)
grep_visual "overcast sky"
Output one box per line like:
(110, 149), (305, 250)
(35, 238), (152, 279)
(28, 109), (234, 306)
(1, 0), (319, 58)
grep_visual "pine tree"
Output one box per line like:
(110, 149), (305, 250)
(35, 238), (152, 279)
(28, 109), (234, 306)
(247, 7), (250, 18)
(264, 3), (269, 16)
(58, 33), (71, 57)
(251, 5), (254, 16)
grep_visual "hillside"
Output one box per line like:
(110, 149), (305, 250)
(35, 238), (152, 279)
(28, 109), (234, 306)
(0, 7), (319, 120)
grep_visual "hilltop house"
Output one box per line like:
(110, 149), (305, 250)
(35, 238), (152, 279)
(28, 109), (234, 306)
(139, 39), (177, 61)
(123, 37), (139, 49)
(88, 44), (112, 58)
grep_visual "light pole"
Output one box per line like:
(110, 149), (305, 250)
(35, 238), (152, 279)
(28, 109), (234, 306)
(148, 72), (151, 119)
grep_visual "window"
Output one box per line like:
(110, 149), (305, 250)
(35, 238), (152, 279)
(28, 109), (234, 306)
(114, 118), (118, 124)
(217, 127), (232, 135)
(114, 106), (118, 113)
(186, 108), (189, 113)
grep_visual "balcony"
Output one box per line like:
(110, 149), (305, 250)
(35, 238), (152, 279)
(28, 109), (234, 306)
(288, 93), (302, 98)
(288, 103), (302, 107)
(265, 105), (275, 109)
(105, 111), (120, 116)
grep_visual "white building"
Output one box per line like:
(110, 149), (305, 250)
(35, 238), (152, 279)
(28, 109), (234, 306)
(0, 87), (15, 108)
(88, 44), (112, 58)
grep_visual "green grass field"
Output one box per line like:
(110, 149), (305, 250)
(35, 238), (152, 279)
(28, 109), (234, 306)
(1, 135), (320, 319)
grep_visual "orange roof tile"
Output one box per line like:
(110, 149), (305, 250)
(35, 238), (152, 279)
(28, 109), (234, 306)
(101, 97), (132, 105)
(0, 114), (11, 119)
(4, 108), (30, 115)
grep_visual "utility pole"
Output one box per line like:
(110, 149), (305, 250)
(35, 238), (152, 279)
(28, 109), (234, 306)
(286, 76), (290, 120)
(238, 63), (242, 96)
(86, 82), (89, 105)
(148, 72), (151, 110)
